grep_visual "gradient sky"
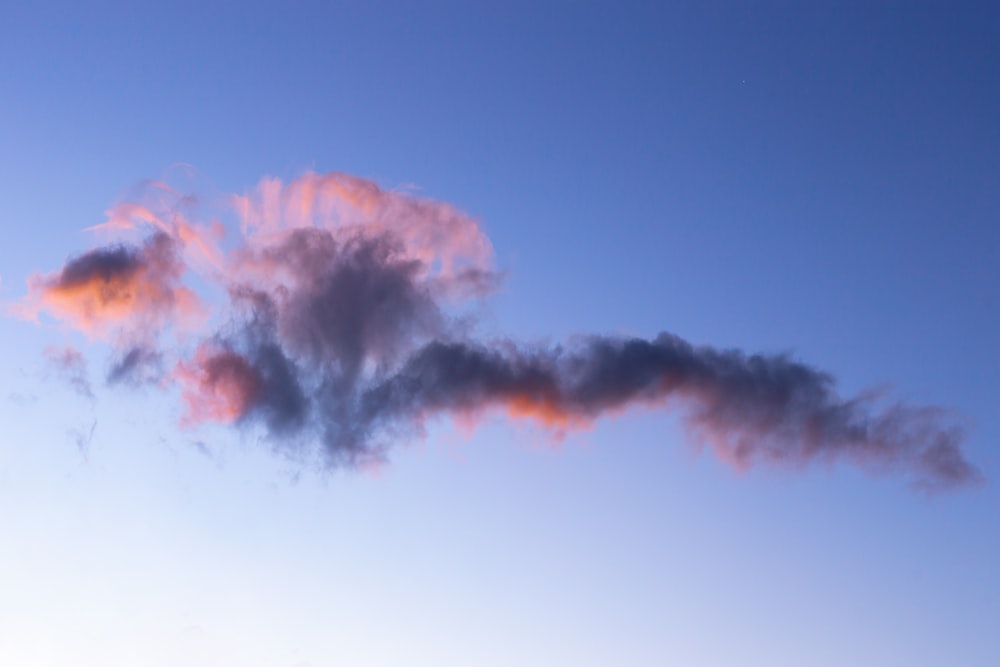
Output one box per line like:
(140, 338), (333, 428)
(1, 2), (998, 666)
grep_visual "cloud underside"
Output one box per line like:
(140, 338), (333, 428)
(17, 171), (981, 490)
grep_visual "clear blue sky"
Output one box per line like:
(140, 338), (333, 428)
(1, 2), (998, 665)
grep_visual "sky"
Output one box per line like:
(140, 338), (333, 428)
(0, 2), (998, 665)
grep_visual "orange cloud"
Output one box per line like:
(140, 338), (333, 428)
(504, 393), (591, 432)
(17, 233), (202, 339)
(175, 344), (262, 425)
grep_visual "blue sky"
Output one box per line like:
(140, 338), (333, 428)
(1, 2), (998, 665)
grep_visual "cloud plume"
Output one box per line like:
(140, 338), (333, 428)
(14, 171), (982, 490)
(361, 337), (975, 489)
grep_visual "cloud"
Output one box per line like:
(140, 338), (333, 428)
(360, 337), (977, 490)
(44, 345), (94, 399)
(70, 420), (97, 461)
(175, 342), (265, 426)
(17, 232), (203, 340)
(12, 171), (983, 490)
(107, 345), (164, 386)
(231, 172), (494, 293)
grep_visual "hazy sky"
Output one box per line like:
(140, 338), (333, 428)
(1, 3), (998, 666)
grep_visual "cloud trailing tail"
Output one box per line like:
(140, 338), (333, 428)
(14, 170), (982, 490)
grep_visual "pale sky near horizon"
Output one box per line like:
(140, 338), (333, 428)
(1, 3), (998, 666)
